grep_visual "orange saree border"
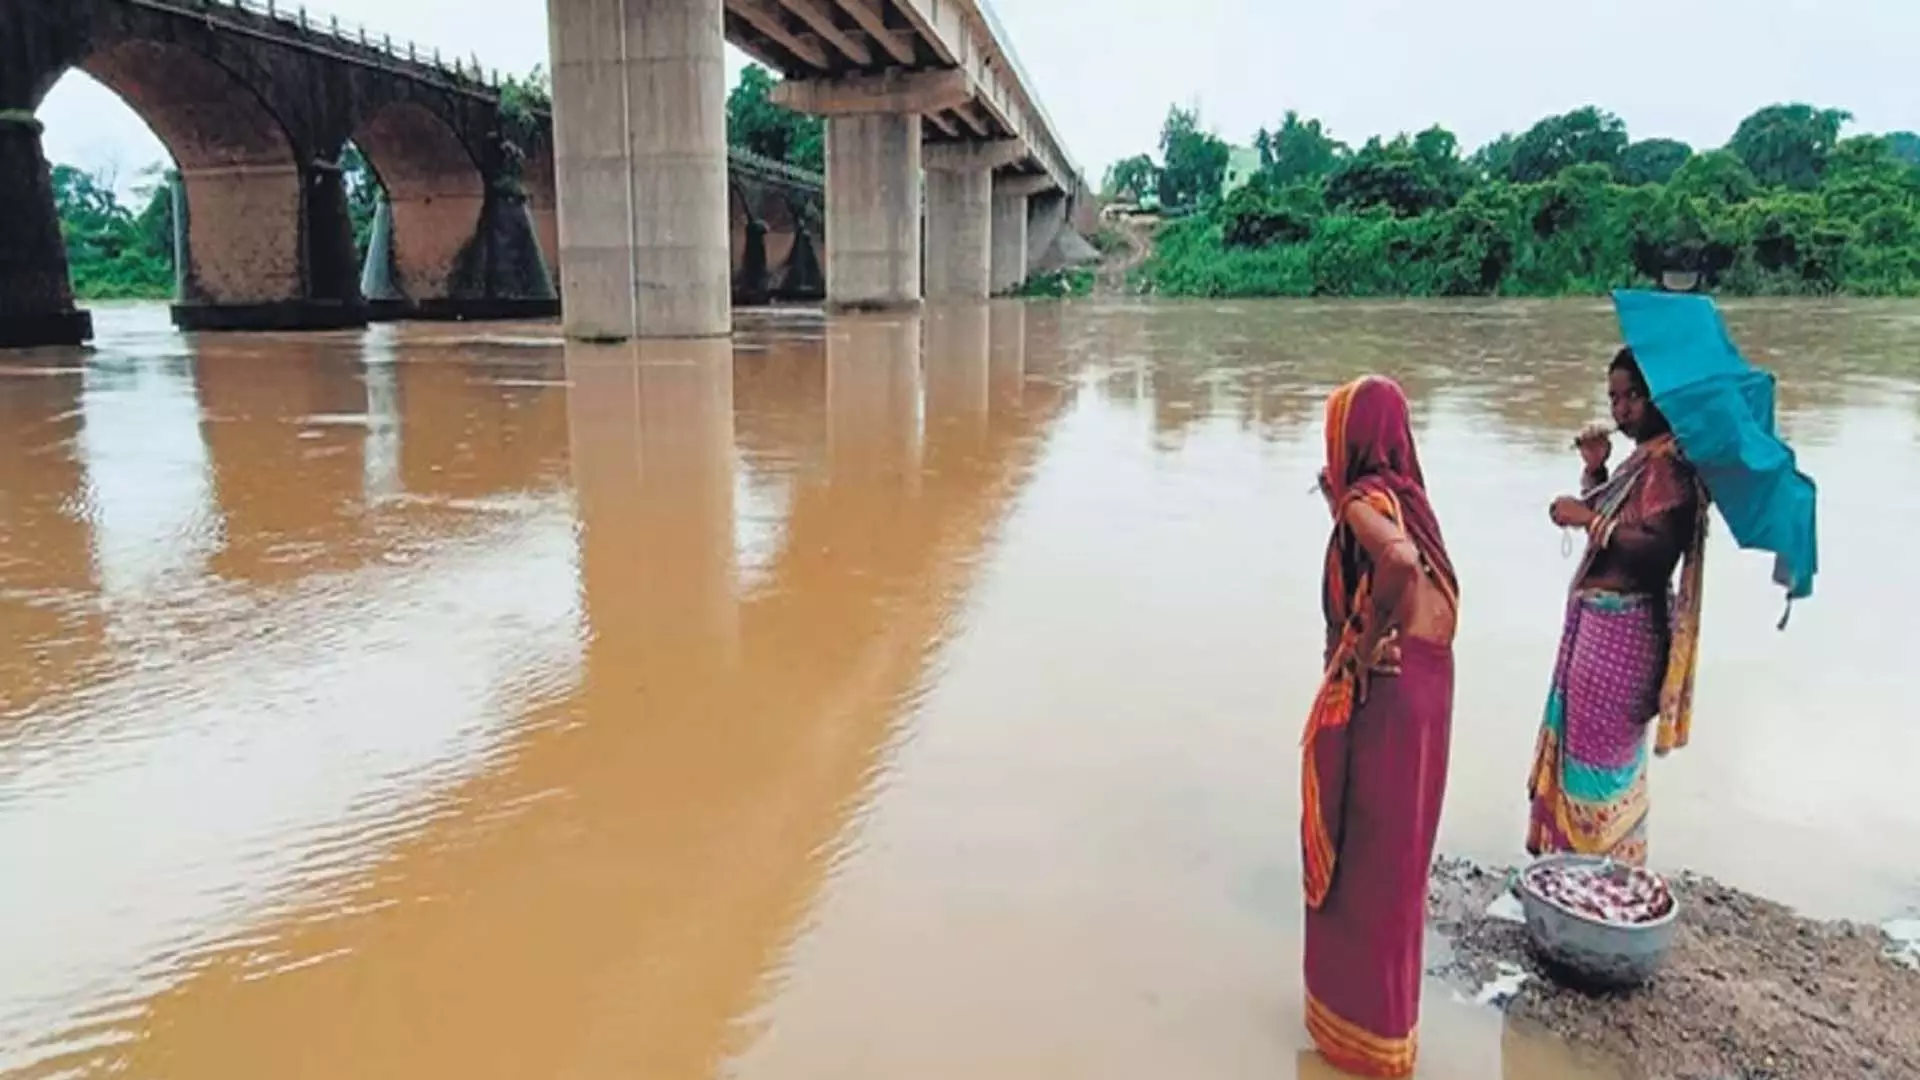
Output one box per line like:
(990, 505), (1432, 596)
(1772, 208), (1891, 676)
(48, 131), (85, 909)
(1306, 992), (1418, 1078)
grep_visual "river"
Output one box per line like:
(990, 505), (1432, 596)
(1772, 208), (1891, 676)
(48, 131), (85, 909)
(1, 298), (1915, 1079)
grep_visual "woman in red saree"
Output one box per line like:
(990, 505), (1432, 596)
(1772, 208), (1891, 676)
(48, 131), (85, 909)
(1301, 376), (1459, 1079)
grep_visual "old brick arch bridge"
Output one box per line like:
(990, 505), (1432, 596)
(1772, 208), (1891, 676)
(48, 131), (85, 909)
(0, 0), (827, 346)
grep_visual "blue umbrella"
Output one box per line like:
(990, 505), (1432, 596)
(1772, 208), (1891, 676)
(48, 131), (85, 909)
(1610, 289), (1819, 610)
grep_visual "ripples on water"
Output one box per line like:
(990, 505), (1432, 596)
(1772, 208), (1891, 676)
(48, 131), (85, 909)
(1, 299), (1916, 1079)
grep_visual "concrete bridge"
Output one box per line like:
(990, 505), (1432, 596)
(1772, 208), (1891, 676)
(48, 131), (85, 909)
(553, 0), (1094, 339)
(0, 0), (828, 347)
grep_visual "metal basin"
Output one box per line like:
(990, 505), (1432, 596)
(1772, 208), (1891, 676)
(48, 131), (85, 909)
(1517, 853), (1680, 990)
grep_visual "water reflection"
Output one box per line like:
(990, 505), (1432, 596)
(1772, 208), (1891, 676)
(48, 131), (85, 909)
(194, 340), (372, 585)
(360, 328), (402, 502)
(1, 298), (1917, 1079)
(80, 355), (218, 601)
(0, 318), (584, 1077)
(827, 314), (924, 490)
(0, 362), (101, 729)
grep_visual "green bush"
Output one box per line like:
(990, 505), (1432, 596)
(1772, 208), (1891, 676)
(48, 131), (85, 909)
(1014, 268), (1095, 299)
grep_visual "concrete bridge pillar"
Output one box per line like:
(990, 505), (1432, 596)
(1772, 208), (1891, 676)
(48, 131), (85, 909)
(991, 174), (1053, 296)
(772, 71), (974, 314)
(1027, 190), (1068, 268)
(546, 0), (731, 341)
(924, 141), (1024, 301)
(824, 113), (922, 312)
(0, 116), (93, 347)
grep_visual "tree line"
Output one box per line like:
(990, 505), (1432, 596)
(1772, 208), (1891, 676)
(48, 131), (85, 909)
(1109, 104), (1920, 297)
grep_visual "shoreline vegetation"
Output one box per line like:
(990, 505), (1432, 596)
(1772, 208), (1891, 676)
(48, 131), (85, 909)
(1106, 104), (1920, 300)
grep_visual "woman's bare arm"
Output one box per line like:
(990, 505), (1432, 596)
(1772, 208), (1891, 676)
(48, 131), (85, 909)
(1342, 498), (1422, 662)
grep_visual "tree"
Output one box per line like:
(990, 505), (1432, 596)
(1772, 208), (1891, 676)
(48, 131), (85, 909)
(1325, 131), (1467, 218)
(1630, 184), (1740, 285)
(726, 64), (824, 173)
(51, 163), (174, 299)
(1889, 132), (1920, 166)
(1820, 135), (1920, 224)
(496, 64), (552, 187)
(1103, 154), (1158, 201)
(1255, 111), (1347, 185)
(1425, 184), (1522, 294)
(1469, 133), (1518, 180)
(1221, 175), (1322, 248)
(341, 144), (382, 258)
(1619, 138), (1693, 185)
(129, 164), (177, 266)
(1156, 104), (1230, 209)
(1728, 104), (1851, 190)
(1501, 106), (1629, 183)
(1410, 125), (1474, 203)
(1667, 150), (1760, 204)
(50, 164), (122, 232)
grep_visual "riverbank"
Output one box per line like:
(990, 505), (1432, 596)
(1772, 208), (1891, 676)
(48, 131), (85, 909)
(1427, 857), (1920, 1079)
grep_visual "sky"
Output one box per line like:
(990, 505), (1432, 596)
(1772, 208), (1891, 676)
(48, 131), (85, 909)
(37, 0), (1919, 197)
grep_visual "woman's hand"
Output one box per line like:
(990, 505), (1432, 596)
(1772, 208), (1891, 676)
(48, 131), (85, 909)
(1367, 629), (1402, 677)
(1350, 628), (1402, 703)
(1575, 423), (1612, 473)
(1550, 495), (1596, 529)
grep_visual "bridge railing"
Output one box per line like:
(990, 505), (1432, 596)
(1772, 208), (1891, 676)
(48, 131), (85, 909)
(971, 0), (1080, 184)
(726, 146), (823, 187)
(133, 0), (505, 95)
(125, 0), (826, 190)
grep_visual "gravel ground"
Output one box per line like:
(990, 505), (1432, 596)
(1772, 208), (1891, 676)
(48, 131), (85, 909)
(1427, 857), (1920, 1080)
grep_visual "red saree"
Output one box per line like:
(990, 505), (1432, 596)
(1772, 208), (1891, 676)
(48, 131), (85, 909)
(1301, 377), (1458, 1079)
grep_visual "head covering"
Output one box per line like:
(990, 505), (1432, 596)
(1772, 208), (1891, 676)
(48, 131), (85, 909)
(1321, 376), (1457, 625)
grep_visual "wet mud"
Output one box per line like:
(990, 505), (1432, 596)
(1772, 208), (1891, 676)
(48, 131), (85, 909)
(1430, 857), (1920, 1079)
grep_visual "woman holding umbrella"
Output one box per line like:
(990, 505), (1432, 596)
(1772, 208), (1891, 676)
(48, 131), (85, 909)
(1529, 347), (1710, 866)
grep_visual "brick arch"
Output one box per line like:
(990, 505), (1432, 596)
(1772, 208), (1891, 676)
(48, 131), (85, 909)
(75, 39), (303, 305)
(350, 101), (487, 301)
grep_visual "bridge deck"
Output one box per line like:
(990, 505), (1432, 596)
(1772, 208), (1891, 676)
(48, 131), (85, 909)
(722, 0), (1079, 197)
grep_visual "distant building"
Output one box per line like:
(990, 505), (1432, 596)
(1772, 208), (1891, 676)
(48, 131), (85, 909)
(1221, 145), (1261, 198)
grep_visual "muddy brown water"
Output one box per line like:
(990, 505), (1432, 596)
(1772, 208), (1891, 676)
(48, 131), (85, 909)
(2, 298), (1916, 1079)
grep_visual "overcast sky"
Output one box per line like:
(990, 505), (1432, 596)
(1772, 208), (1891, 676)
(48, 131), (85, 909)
(37, 0), (1918, 194)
